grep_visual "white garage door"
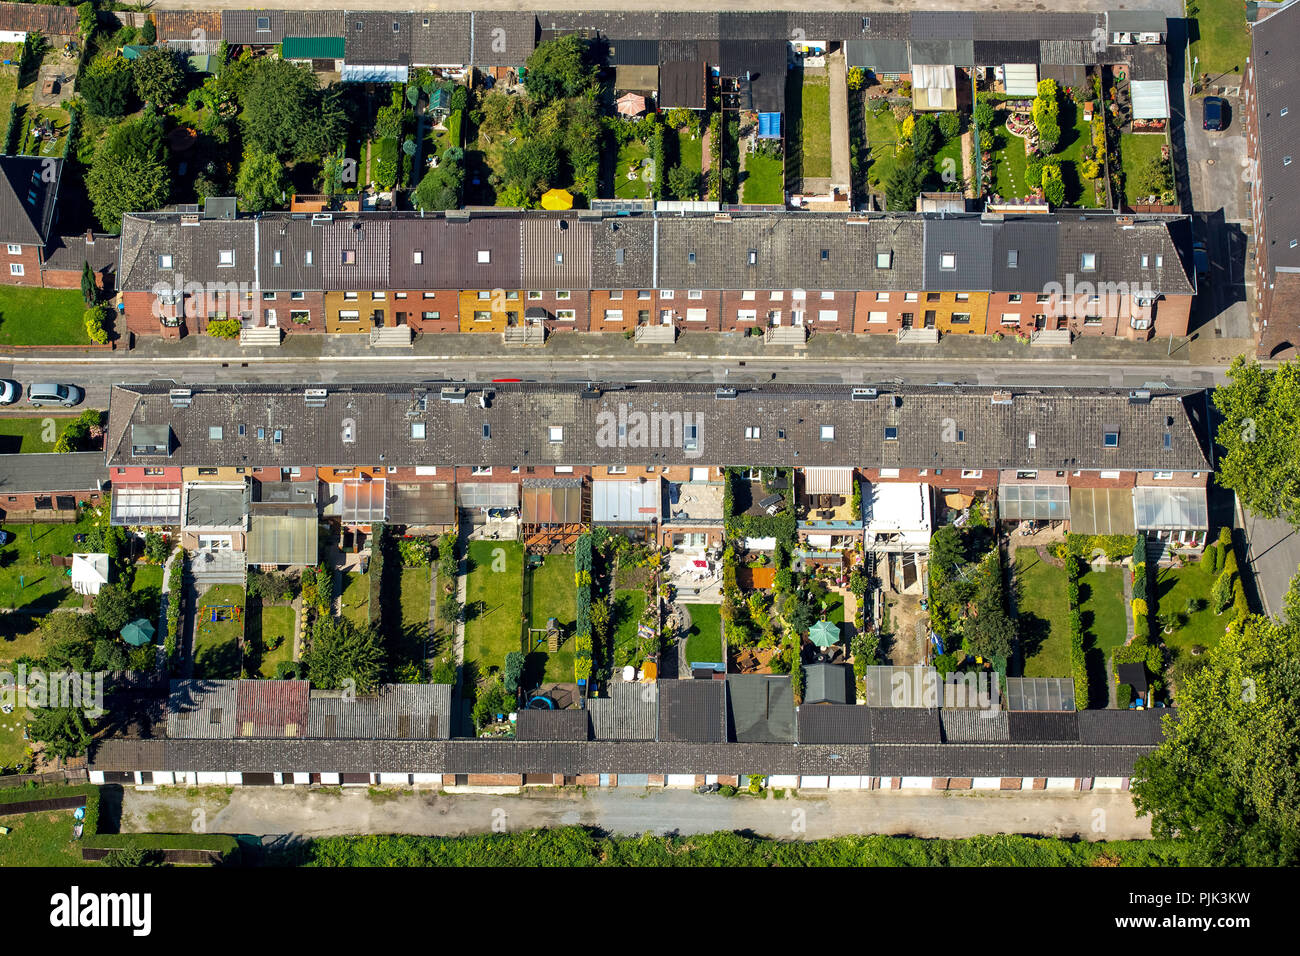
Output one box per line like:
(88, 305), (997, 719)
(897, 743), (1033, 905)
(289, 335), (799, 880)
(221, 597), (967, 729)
(1093, 777), (1124, 790)
(769, 775), (799, 788)
(799, 776), (829, 789)
(828, 775), (863, 790)
(666, 774), (696, 787)
(1045, 777), (1076, 790)
(900, 776), (932, 789)
(972, 777), (1002, 790)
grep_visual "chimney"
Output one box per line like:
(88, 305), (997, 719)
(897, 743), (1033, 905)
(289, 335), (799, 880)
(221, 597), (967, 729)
(84, 230), (94, 245)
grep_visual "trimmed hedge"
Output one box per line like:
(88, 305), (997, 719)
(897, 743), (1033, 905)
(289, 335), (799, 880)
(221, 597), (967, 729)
(1064, 555), (1089, 710)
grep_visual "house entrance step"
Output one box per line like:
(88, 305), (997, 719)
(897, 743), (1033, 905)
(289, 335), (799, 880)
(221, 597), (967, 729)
(634, 324), (676, 344)
(1030, 329), (1072, 347)
(504, 326), (546, 346)
(765, 326), (808, 346)
(896, 327), (939, 344)
(239, 327), (282, 347)
(370, 326), (414, 347)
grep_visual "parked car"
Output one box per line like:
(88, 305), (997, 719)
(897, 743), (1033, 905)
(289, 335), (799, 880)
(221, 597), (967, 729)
(26, 383), (83, 407)
(1203, 96), (1225, 131)
(1193, 241), (1209, 280)
(0, 380), (19, 405)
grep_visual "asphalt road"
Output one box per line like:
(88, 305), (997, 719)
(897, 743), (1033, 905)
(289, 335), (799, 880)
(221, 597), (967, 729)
(120, 785), (1152, 841)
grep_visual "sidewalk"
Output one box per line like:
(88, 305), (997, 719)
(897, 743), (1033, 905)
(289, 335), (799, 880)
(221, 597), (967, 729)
(8, 328), (1257, 368)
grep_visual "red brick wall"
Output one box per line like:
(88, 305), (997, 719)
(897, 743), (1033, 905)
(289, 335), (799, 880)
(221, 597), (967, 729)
(524, 291), (589, 332)
(662, 290), (722, 330)
(395, 290), (459, 333)
(109, 466), (183, 483)
(0, 490), (101, 518)
(0, 244), (42, 286)
(852, 291), (923, 333)
(591, 290), (654, 331)
(255, 291), (326, 332)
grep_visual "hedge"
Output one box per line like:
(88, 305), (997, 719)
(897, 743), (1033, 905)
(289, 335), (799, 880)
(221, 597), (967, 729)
(1065, 533), (1137, 562)
(1064, 555), (1088, 709)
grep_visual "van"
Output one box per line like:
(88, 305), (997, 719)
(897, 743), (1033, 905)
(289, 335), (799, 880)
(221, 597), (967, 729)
(26, 383), (84, 407)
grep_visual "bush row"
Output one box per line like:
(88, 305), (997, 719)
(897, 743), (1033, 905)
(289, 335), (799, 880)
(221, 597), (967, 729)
(1064, 555), (1089, 710)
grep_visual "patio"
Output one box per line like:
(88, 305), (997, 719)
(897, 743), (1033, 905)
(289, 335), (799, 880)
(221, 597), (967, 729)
(667, 481), (723, 523)
(666, 552), (722, 603)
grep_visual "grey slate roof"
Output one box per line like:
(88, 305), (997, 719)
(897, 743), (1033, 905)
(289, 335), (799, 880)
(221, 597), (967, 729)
(258, 217), (324, 292)
(521, 219), (593, 289)
(118, 214), (257, 292)
(796, 703), (873, 743)
(923, 218), (997, 291)
(409, 12), (472, 65)
(726, 674), (796, 743)
(0, 156), (61, 246)
(1106, 11), (1168, 34)
(471, 12), (537, 66)
(867, 707), (942, 743)
(590, 217), (655, 288)
(516, 709), (591, 741)
(803, 663), (852, 705)
(909, 39), (974, 67)
(845, 39), (911, 74)
(184, 483), (249, 528)
(105, 382), (1214, 475)
(658, 679), (726, 742)
(939, 708), (1012, 742)
(717, 39), (788, 113)
(1250, 1), (1300, 275)
(307, 684), (452, 740)
(42, 234), (120, 285)
(0, 452), (105, 494)
(1008, 711), (1081, 742)
(1077, 708), (1170, 745)
(344, 11), (411, 65)
(1055, 218), (1195, 296)
(989, 220), (1060, 289)
(220, 11), (344, 45)
(973, 40), (1041, 67)
(588, 682), (657, 740)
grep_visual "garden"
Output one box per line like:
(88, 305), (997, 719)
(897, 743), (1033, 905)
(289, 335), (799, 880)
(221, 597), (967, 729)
(524, 553), (576, 686)
(863, 92), (966, 210)
(463, 540), (523, 684)
(785, 66), (831, 186)
(243, 570), (297, 679)
(0, 286), (99, 347)
(607, 108), (706, 202)
(683, 602), (723, 665)
(190, 583), (245, 680)
(0, 514), (102, 612)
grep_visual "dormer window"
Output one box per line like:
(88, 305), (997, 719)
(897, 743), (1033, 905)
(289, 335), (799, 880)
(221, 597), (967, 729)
(411, 422), (426, 440)
(884, 427), (898, 441)
(820, 425), (835, 441)
(218, 249), (235, 266)
(549, 426), (563, 443)
(158, 254), (173, 269)
(747, 249), (757, 265)
(413, 251), (423, 264)
(477, 250), (491, 263)
(256, 16), (270, 31)
(1006, 250), (1018, 268)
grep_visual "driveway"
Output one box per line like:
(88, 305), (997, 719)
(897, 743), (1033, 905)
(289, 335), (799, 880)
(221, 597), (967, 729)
(119, 785), (1152, 841)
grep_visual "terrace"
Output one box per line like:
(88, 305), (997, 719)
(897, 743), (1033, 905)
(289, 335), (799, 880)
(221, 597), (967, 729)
(666, 481), (723, 524)
(666, 551), (722, 603)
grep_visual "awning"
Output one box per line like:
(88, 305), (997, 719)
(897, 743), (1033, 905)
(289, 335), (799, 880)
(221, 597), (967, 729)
(521, 481), (584, 525)
(592, 479), (661, 523)
(1130, 80), (1170, 119)
(999, 483), (1070, 521)
(341, 477), (386, 524)
(803, 467), (853, 496)
(1133, 485), (1208, 531)
(247, 515), (319, 566)
(282, 36), (345, 60)
(457, 482), (518, 510)
(388, 482), (455, 526)
(806, 534), (834, 548)
(1068, 487), (1135, 535)
(71, 553), (109, 595)
(341, 64), (410, 83)
(111, 484), (182, 526)
(1003, 63), (1039, 97)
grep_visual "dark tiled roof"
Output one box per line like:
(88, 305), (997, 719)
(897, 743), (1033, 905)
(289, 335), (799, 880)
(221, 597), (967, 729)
(167, 680), (238, 739)
(321, 218), (390, 290)
(42, 233), (120, 285)
(588, 683), (657, 740)
(344, 11), (411, 66)
(409, 12), (472, 66)
(923, 218), (997, 290)
(726, 675), (796, 742)
(118, 214), (257, 292)
(658, 679), (726, 742)
(0, 452), (105, 494)
(389, 217), (522, 289)
(0, 156), (61, 246)
(717, 39), (787, 113)
(1077, 709), (1171, 746)
(1008, 710), (1081, 742)
(1251, 2), (1300, 275)
(1055, 218), (1195, 296)
(659, 59), (707, 109)
(866, 707), (942, 743)
(589, 216), (655, 288)
(796, 703), (873, 743)
(258, 217), (324, 292)
(909, 39), (974, 67)
(105, 382), (1214, 474)
(803, 663), (852, 705)
(521, 219), (593, 289)
(606, 38), (658, 65)
(235, 680), (311, 738)
(516, 709), (591, 741)
(845, 39), (911, 74)
(220, 11), (344, 45)
(471, 12), (537, 66)
(989, 220), (1060, 290)
(939, 708), (1012, 742)
(307, 684), (452, 740)
(973, 40), (1041, 66)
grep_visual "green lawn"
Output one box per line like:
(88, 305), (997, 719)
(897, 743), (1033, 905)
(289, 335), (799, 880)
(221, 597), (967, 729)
(797, 73), (832, 179)
(1053, 100), (1104, 208)
(0, 810), (94, 867)
(864, 106), (902, 189)
(614, 139), (652, 199)
(129, 562), (164, 625)
(1190, 0), (1251, 79)
(612, 587), (648, 667)
(1081, 566), (1126, 707)
(0, 416), (78, 454)
(1015, 550), (1071, 677)
(1120, 131), (1170, 206)
(990, 115), (1032, 200)
(0, 701), (30, 767)
(0, 286), (94, 346)
(678, 128), (703, 175)
(389, 565), (430, 670)
(525, 554), (576, 686)
(742, 152), (784, 204)
(0, 612), (42, 660)
(933, 134), (963, 188)
(0, 516), (100, 612)
(464, 540), (523, 681)
(823, 592), (845, 625)
(683, 602), (724, 666)
(340, 571), (370, 628)
(192, 583), (245, 679)
(255, 604), (295, 678)
(1154, 561), (1229, 656)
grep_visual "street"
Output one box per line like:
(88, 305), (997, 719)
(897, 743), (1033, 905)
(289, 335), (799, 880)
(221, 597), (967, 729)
(118, 784), (1152, 841)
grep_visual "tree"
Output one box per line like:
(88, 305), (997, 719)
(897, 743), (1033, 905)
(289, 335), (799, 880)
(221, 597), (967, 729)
(884, 151), (923, 211)
(80, 56), (135, 118)
(132, 47), (186, 108)
(938, 111), (962, 140)
(1040, 162), (1065, 205)
(472, 678), (511, 728)
(83, 304), (109, 346)
(240, 59), (343, 161)
(501, 137), (561, 202)
(414, 149), (465, 210)
(76, 2), (96, 38)
(1134, 155), (1174, 198)
(967, 552), (1015, 660)
(86, 113), (170, 231)
(503, 651), (525, 695)
(29, 706), (94, 759)
(1213, 357), (1300, 526)
(81, 261), (97, 307)
(929, 525), (965, 576)
(911, 114), (939, 161)
(523, 35), (594, 103)
(303, 617), (385, 694)
(1131, 612), (1300, 865)
(235, 149), (287, 212)
(666, 163), (701, 201)
(93, 583), (141, 634)
(142, 17), (157, 45)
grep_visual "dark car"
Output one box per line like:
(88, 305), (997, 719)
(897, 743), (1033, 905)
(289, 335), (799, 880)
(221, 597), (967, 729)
(1203, 96), (1225, 131)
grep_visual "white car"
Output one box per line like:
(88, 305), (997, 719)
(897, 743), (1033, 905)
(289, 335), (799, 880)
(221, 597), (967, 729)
(0, 380), (18, 405)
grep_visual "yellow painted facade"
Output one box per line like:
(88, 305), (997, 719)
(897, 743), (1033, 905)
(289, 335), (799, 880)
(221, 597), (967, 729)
(457, 289), (523, 332)
(325, 291), (389, 333)
(924, 291), (990, 334)
(181, 466), (249, 482)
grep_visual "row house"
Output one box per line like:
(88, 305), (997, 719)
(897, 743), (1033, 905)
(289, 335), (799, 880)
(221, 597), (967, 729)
(0, 157), (116, 291)
(105, 382), (1214, 554)
(1245, 0), (1300, 359)
(117, 209), (1196, 341)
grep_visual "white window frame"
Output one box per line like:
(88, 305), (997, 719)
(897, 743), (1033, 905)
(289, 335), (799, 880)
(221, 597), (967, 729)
(549, 426), (563, 443)
(8, 263), (23, 276)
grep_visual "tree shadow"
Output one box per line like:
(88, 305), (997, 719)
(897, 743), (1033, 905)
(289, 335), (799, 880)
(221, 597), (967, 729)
(1016, 611), (1050, 668)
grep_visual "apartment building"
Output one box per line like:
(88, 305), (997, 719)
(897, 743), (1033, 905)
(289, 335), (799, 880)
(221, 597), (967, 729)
(116, 210), (1196, 341)
(1245, 0), (1300, 359)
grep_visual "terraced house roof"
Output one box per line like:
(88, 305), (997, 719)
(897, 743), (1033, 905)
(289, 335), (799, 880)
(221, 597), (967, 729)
(118, 214), (257, 291)
(0, 157), (61, 247)
(105, 382), (1213, 474)
(220, 10), (344, 45)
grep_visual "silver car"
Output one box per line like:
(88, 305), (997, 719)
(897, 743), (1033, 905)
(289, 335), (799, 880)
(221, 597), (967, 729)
(0, 380), (18, 405)
(26, 383), (84, 407)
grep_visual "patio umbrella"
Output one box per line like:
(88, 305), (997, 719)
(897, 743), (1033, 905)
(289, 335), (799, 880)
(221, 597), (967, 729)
(541, 188), (574, 210)
(809, 620), (840, 648)
(121, 618), (155, 647)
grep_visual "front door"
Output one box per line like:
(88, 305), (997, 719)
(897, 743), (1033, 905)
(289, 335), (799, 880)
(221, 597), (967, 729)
(901, 312), (914, 329)
(924, 311), (936, 328)
(265, 309), (278, 329)
(1034, 313), (1046, 331)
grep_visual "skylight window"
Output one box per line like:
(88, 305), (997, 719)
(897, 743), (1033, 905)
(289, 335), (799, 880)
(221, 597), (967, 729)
(1104, 430), (1120, 448)
(411, 422), (426, 440)
(940, 252), (956, 270)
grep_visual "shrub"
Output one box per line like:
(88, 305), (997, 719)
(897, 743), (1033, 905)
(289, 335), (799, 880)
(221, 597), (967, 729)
(398, 537), (432, 566)
(84, 305), (110, 344)
(938, 111), (961, 140)
(1131, 597), (1148, 619)
(1117, 682), (1132, 709)
(1041, 163), (1065, 205)
(206, 318), (241, 339)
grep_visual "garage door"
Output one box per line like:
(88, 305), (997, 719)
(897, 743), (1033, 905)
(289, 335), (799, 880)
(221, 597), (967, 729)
(666, 774), (696, 787)
(242, 772), (276, 786)
(617, 773), (649, 788)
(972, 777), (1002, 790)
(900, 776), (932, 789)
